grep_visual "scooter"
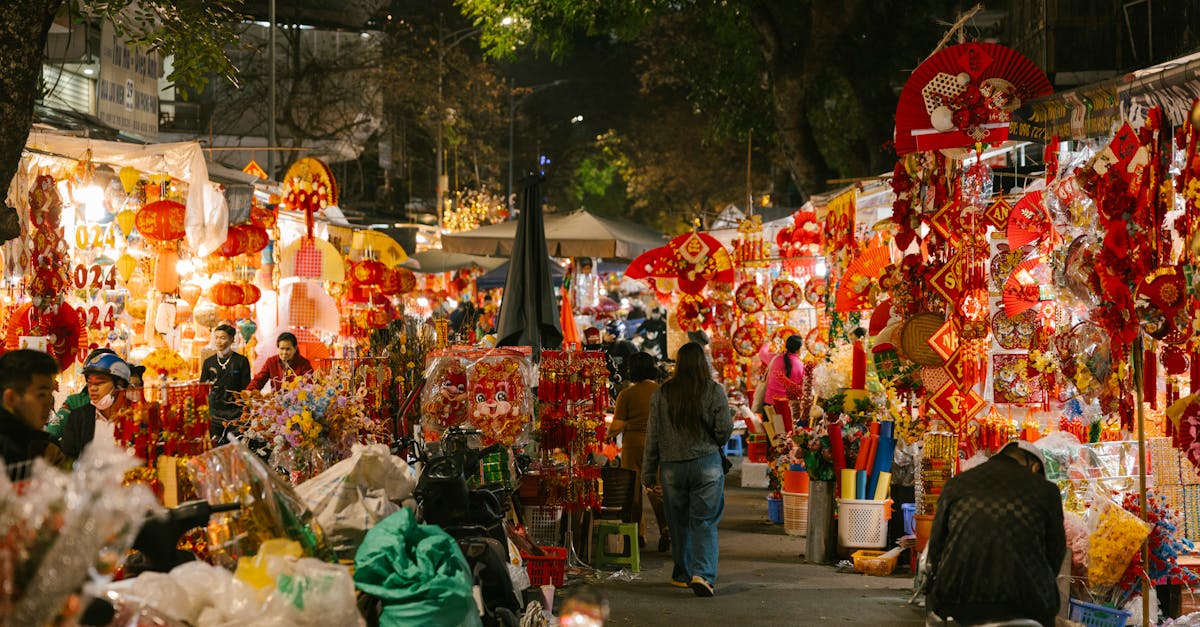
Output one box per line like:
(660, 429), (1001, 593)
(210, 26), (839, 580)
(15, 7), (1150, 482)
(404, 427), (527, 626)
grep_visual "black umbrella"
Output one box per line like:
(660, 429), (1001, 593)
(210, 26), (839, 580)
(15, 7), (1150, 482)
(496, 176), (563, 353)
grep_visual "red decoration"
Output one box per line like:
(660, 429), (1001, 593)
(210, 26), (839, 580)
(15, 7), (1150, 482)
(211, 282), (245, 307)
(135, 200), (188, 242)
(240, 283), (262, 306)
(894, 42), (1053, 155)
(350, 260), (386, 286)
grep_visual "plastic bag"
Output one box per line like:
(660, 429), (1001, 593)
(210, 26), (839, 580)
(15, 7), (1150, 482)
(421, 347), (534, 447)
(296, 443), (416, 559)
(354, 508), (481, 627)
(1086, 490), (1152, 595)
(185, 442), (333, 566)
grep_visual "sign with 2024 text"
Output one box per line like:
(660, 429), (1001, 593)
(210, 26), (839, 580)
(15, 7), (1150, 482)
(98, 22), (161, 136)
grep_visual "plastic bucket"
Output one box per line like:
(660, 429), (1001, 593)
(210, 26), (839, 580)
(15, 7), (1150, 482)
(914, 513), (935, 552)
(767, 496), (784, 524)
(784, 469), (810, 494)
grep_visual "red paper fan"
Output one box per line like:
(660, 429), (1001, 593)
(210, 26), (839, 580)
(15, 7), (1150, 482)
(834, 243), (890, 312)
(1002, 257), (1051, 317)
(4, 303), (89, 369)
(894, 42), (1053, 155)
(625, 247), (672, 281)
(1007, 191), (1058, 248)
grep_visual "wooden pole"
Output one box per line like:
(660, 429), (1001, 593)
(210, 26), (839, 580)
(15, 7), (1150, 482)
(1133, 336), (1149, 627)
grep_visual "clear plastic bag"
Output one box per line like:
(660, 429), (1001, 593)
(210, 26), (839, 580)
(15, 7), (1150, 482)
(420, 347), (534, 446)
(1085, 489), (1152, 596)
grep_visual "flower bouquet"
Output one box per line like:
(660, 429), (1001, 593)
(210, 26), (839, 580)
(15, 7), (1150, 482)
(237, 367), (387, 482)
(1107, 490), (1199, 607)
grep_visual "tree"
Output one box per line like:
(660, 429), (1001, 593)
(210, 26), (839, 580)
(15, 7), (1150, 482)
(456, 0), (956, 199)
(0, 0), (240, 209)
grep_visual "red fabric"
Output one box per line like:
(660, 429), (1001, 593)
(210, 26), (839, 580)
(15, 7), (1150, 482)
(771, 399), (794, 433)
(248, 354), (314, 392)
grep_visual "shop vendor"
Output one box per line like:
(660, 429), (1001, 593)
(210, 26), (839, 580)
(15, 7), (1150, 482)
(60, 353), (135, 460)
(201, 323), (251, 442)
(249, 331), (314, 392)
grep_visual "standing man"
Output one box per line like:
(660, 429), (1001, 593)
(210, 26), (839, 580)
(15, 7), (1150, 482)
(249, 331), (314, 392)
(925, 440), (1066, 627)
(0, 349), (66, 475)
(200, 324), (251, 442)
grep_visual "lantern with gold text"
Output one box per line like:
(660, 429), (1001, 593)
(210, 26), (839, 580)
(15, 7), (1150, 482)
(350, 259), (386, 286)
(135, 200), (188, 242)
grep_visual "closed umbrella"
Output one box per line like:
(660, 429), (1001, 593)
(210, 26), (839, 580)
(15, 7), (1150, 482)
(496, 177), (562, 353)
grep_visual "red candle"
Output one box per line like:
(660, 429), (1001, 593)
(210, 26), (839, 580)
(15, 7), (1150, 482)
(851, 340), (866, 389)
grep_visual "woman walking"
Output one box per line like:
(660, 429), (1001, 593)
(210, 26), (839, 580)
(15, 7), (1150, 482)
(642, 342), (733, 597)
(609, 352), (671, 552)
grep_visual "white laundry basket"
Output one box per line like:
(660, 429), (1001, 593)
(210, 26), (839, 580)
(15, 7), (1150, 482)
(836, 498), (890, 549)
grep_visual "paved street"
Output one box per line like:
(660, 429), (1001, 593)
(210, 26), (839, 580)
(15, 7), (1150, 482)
(575, 460), (926, 625)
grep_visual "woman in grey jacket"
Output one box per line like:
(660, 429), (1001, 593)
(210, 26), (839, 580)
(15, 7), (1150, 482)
(642, 342), (733, 597)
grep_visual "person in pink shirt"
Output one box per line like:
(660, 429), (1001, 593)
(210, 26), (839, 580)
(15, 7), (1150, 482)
(763, 335), (805, 431)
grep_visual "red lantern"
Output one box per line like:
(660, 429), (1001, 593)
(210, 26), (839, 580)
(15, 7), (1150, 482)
(251, 205), (277, 229)
(211, 282), (244, 307)
(396, 268), (417, 293)
(366, 308), (389, 329)
(350, 260), (385, 286)
(136, 200), (188, 242)
(347, 283), (376, 304)
(240, 283), (262, 305)
(379, 269), (401, 296)
(216, 227), (246, 257)
(241, 224), (269, 255)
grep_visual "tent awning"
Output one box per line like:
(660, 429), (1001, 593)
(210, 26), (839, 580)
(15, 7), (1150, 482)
(441, 209), (666, 260)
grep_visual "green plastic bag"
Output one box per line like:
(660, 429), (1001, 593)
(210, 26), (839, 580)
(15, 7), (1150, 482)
(353, 508), (482, 627)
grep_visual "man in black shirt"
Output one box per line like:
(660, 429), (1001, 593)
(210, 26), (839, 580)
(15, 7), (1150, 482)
(926, 440), (1066, 627)
(200, 324), (251, 443)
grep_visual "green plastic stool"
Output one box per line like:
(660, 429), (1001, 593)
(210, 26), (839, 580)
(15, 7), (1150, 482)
(592, 520), (640, 572)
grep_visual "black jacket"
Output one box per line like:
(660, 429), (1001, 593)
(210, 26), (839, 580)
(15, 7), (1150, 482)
(0, 406), (63, 476)
(200, 351), (252, 422)
(60, 403), (99, 461)
(927, 454), (1066, 627)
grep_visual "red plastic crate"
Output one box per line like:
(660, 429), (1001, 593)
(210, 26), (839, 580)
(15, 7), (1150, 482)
(521, 546), (566, 586)
(747, 441), (768, 463)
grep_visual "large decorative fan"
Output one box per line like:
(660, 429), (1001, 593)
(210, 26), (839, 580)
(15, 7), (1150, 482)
(1002, 257), (1052, 316)
(625, 247), (673, 281)
(3, 302), (88, 369)
(282, 157), (338, 215)
(834, 243), (890, 312)
(1007, 190), (1058, 248)
(894, 42), (1053, 155)
(665, 232), (735, 295)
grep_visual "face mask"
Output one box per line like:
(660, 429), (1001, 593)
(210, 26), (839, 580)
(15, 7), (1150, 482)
(92, 393), (116, 411)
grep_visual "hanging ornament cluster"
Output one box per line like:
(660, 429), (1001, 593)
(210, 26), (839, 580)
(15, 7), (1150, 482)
(281, 157), (338, 215)
(731, 214), (769, 267)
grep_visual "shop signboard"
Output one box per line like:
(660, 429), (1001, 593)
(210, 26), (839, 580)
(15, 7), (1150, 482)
(97, 22), (161, 136)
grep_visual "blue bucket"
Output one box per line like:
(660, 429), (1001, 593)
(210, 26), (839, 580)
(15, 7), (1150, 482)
(767, 496), (784, 524)
(902, 503), (917, 536)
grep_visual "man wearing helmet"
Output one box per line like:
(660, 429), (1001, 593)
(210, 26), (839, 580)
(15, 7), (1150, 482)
(59, 352), (134, 460)
(45, 347), (116, 437)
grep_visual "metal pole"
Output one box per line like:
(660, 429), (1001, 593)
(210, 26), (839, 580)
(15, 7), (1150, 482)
(1134, 336), (1149, 627)
(508, 77), (515, 216)
(267, 0), (277, 179)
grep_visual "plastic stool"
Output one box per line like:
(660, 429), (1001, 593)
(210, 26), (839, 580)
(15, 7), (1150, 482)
(592, 521), (640, 572)
(724, 433), (744, 456)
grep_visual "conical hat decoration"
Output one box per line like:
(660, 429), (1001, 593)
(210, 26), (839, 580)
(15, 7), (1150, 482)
(279, 237), (345, 283)
(894, 42), (1053, 155)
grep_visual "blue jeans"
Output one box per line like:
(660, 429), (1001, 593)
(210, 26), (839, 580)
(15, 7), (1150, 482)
(661, 451), (725, 584)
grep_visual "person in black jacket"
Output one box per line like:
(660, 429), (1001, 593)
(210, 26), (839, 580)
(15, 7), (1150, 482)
(0, 350), (65, 477)
(60, 353), (133, 461)
(200, 323), (251, 442)
(926, 440), (1066, 627)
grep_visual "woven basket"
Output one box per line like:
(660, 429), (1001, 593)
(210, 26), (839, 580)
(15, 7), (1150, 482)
(899, 312), (946, 366)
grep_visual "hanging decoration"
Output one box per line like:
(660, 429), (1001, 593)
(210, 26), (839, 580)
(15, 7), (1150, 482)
(281, 157), (338, 216)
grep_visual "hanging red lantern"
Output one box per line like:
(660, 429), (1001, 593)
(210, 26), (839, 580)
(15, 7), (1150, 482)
(347, 283), (376, 304)
(350, 259), (385, 286)
(396, 267), (417, 293)
(366, 308), (389, 329)
(135, 200), (188, 242)
(240, 283), (262, 305)
(241, 224), (270, 255)
(251, 205), (277, 229)
(379, 269), (401, 296)
(216, 227), (246, 257)
(211, 281), (244, 307)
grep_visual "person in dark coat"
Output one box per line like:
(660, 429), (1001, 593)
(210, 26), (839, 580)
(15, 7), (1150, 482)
(60, 353), (133, 461)
(200, 323), (252, 442)
(0, 350), (66, 477)
(926, 440), (1066, 627)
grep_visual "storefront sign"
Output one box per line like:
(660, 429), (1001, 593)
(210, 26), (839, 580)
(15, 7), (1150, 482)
(98, 22), (161, 136)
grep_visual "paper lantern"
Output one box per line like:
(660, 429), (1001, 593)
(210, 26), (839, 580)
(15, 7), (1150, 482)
(241, 224), (269, 255)
(135, 200), (187, 242)
(350, 259), (385, 286)
(211, 282), (244, 307)
(237, 318), (257, 343)
(378, 268), (401, 296)
(119, 166), (141, 194)
(154, 248), (180, 294)
(115, 210), (137, 238)
(116, 253), (138, 283)
(181, 325), (195, 341)
(396, 268), (417, 293)
(180, 283), (202, 307)
(193, 301), (219, 328)
(127, 298), (148, 320)
(174, 299), (193, 324)
(251, 205), (277, 229)
(215, 227), (246, 257)
(240, 283), (262, 305)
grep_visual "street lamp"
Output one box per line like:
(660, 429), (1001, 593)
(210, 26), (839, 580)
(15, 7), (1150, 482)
(507, 79), (569, 214)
